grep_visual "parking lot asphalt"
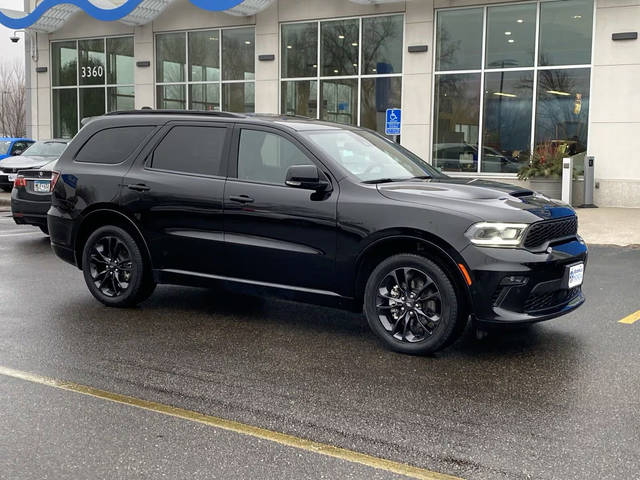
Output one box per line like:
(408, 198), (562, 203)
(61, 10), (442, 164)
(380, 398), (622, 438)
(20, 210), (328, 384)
(1, 210), (639, 480)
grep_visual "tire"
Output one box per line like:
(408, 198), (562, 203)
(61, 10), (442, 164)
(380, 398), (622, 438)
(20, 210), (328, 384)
(39, 225), (49, 236)
(82, 225), (156, 308)
(1, 186), (11, 193)
(363, 254), (461, 355)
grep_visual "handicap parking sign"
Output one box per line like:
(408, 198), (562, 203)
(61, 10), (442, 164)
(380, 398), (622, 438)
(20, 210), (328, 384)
(385, 109), (401, 135)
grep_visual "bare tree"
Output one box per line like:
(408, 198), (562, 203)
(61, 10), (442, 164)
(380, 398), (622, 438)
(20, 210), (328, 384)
(0, 59), (26, 138)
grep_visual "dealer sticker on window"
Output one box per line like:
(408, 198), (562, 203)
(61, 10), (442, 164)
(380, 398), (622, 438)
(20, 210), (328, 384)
(568, 263), (584, 289)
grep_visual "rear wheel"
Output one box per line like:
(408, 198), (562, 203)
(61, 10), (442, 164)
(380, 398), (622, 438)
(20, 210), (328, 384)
(39, 225), (49, 236)
(82, 225), (155, 307)
(364, 254), (461, 355)
(1, 186), (11, 192)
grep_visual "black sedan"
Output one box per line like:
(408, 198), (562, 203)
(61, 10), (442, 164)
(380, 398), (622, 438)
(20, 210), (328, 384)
(0, 139), (69, 192)
(9, 140), (70, 235)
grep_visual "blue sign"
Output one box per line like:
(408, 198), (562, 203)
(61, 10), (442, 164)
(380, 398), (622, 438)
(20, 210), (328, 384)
(385, 109), (401, 136)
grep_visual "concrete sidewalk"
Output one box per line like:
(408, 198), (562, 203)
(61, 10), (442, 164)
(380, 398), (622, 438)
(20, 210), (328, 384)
(1, 191), (638, 246)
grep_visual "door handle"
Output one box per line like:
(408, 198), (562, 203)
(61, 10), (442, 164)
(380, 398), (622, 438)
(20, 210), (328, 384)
(229, 195), (254, 204)
(126, 184), (151, 192)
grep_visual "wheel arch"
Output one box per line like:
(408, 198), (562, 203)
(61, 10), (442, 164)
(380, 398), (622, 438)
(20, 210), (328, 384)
(73, 205), (152, 270)
(353, 231), (473, 314)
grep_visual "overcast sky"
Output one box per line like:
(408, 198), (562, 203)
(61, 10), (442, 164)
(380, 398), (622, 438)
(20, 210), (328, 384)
(0, 0), (27, 65)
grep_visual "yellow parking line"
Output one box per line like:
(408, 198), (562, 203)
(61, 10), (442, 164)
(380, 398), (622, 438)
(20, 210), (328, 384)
(0, 365), (463, 480)
(619, 310), (640, 324)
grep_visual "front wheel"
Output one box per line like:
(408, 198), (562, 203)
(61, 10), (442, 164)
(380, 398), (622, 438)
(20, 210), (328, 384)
(364, 254), (461, 355)
(82, 225), (156, 308)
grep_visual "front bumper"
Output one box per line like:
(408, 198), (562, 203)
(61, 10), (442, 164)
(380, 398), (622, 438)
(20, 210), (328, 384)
(461, 238), (588, 324)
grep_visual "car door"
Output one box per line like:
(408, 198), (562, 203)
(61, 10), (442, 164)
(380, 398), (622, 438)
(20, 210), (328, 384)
(223, 125), (338, 292)
(120, 121), (232, 276)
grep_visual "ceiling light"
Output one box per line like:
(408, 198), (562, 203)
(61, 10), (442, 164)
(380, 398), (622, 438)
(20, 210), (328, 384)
(287, 45), (292, 49)
(334, 69), (339, 73)
(338, 35), (345, 39)
(546, 90), (571, 96)
(508, 39), (515, 43)
(209, 37), (217, 41)
(493, 92), (517, 98)
(517, 19), (524, 23)
(313, 64), (317, 68)
(352, 42), (358, 46)
(505, 31), (512, 35)
(573, 15), (582, 19)
(372, 68), (377, 72)
(244, 41), (251, 45)
(353, 63), (358, 67)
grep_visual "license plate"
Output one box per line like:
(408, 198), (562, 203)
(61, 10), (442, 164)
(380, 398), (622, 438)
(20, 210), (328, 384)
(567, 263), (584, 289)
(8, 174), (16, 182)
(34, 180), (50, 193)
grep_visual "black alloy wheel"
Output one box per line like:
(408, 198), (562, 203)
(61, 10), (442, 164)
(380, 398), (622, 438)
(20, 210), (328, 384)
(82, 225), (156, 307)
(364, 254), (461, 355)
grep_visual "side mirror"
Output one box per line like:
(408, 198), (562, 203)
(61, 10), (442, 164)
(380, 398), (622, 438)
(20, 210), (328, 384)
(13, 150), (23, 156)
(285, 165), (330, 191)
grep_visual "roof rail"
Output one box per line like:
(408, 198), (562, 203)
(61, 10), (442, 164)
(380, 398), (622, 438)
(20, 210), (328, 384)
(104, 109), (246, 118)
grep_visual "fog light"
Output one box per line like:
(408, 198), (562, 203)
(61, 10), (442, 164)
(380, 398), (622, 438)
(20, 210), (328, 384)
(500, 275), (528, 286)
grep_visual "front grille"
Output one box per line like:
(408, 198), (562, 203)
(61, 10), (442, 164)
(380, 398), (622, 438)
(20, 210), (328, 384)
(524, 287), (580, 313)
(524, 216), (578, 249)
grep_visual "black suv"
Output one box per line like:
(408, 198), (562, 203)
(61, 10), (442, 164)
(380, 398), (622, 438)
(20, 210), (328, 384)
(48, 111), (587, 354)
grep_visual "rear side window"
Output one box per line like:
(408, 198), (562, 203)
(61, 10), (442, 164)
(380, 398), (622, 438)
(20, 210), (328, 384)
(151, 125), (227, 177)
(76, 126), (155, 164)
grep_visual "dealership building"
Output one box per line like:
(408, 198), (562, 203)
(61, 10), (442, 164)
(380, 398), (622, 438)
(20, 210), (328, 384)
(2, 0), (639, 206)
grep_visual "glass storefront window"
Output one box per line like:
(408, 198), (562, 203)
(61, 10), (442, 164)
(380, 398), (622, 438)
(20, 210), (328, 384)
(360, 77), (402, 135)
(320, 79), (358, 125)
(222, 27), (255, 81)
(281, 15), (402, 136)
(52, 41), (77, 87)
(52, 37), (134, 138)
(281, 80), (317, 118)
(156, 33), (186, 83)
(434, 1), (593, 174)
(281, 23), (318, 79)
(482, 71), (533, 173)
(362, 15), (403, 75)
(435, 9), (483, 71)
(539, 0), (593, 66)
(156, 28), (255, 113)
(433, 74), (481, 172)
(535, 68), (590, 155)
(321, 19), (359, 77)
(485, 4), (536, 69)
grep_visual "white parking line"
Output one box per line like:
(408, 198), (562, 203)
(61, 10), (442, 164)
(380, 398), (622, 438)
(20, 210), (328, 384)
(0, 231), (41, 237)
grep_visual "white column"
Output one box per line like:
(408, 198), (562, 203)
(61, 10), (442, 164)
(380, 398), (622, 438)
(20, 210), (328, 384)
(254, 1), (279, 114)
(134, 23), (155, 109)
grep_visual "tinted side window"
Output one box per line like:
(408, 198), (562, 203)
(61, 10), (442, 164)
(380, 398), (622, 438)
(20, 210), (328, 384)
(11, 142), (29, 154)
(76, 126), (155, 164)
(151, 126), (227, 176)
(237, 129), (312, 185)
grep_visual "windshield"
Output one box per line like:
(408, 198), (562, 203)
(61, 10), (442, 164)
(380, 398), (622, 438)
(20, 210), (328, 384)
(0, 141), (10, 155)
(303, 130), (444, 182)
(22, 141), (68, 157)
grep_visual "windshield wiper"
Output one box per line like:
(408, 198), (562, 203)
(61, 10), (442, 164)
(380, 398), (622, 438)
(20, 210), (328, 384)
(362, 175), (432, 184)
(408, 175), (432, 180)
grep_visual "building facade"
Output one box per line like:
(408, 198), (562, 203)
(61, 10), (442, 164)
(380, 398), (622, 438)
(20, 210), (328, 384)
(6, 0), (640, 206)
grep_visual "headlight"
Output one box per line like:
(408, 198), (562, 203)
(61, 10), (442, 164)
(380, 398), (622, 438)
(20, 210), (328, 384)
(465, 222), (529, 247)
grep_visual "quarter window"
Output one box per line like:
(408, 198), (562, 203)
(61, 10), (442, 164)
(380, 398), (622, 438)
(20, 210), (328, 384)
(237, 130), (313, 185)
(76, 126), (154, 164)
(151, 126), (227, 176)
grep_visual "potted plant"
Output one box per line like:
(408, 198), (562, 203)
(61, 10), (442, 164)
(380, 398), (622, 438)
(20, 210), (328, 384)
(518, 142), (565, 199)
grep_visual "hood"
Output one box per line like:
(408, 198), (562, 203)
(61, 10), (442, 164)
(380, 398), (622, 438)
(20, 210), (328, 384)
(377, 177), (575, 223)
(0, 155), (54, 170)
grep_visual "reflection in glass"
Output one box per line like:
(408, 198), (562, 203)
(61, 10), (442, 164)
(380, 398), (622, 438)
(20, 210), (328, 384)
(281, 23), (318, 79)
(320, 79), (358, 125)
(485, 4), (536, 69)
(189, 83), (220, 111)
(156, 33), (186, 83)
(156, 84), (186, 109)
(281, 80), (317, 118)
(360, 77), (402, 136)
(52, 41), (77, 87)
(362, 15), (403, 75)
(79, 88), (105, 124)
(222, 28), (255, 81)
(535, 68), (590, 155)
(482, 71), (533, 173)
(223, 82), (255, 112)
(539, 0), (593, 66)
(321, 19), (359, 77)
(107, 86), (135, 112)
(433, 73), (481, 172)
(189, 30), (220, 82)
(79, 39), (105, 86)
(106, 37), (134, 85)
(435, 9), (483, 71)
(52, 89), (77, 138)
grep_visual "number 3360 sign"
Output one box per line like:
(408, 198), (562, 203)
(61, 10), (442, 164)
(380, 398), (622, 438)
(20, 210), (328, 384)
(81, 65), (104, 79)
